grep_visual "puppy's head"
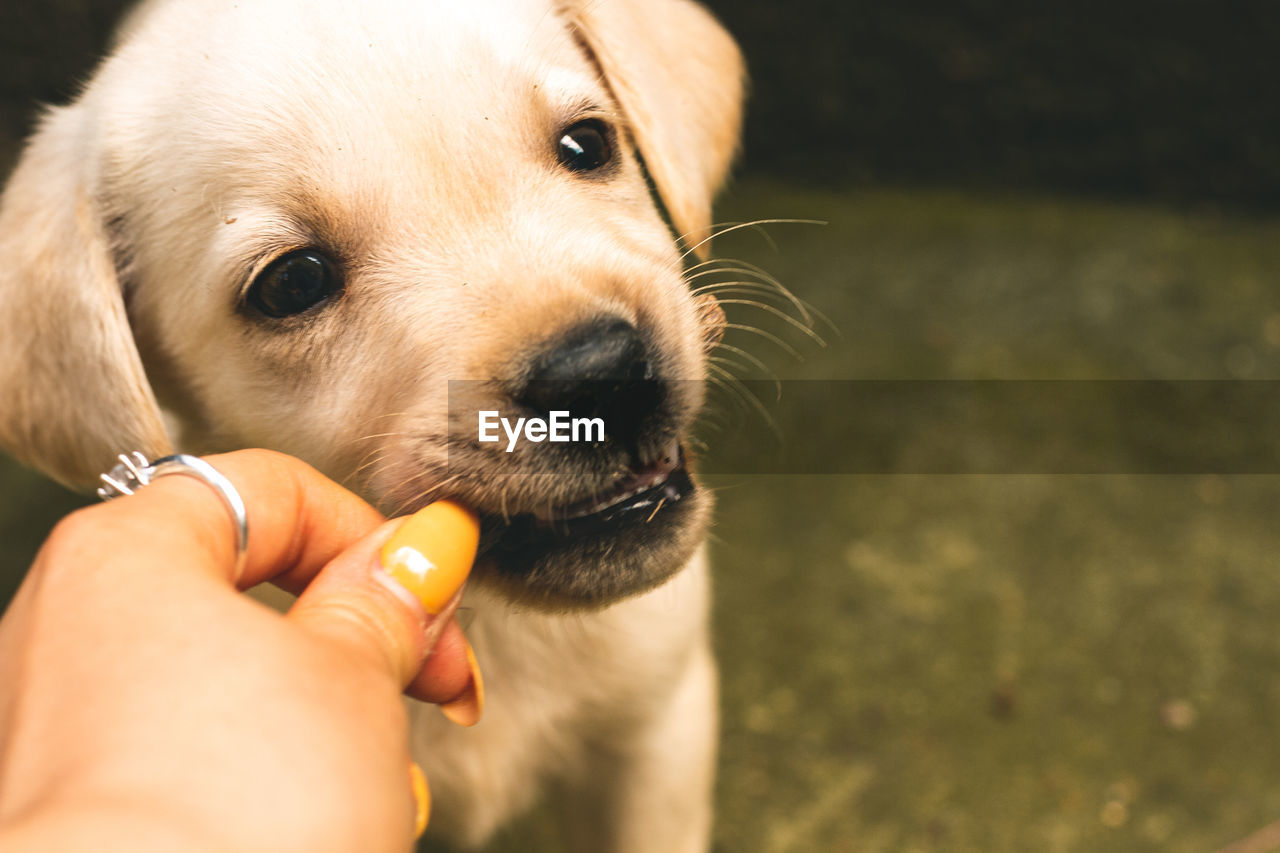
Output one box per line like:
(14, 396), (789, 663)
(0, 0), (743, 609)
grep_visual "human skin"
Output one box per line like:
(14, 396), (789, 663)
(0, 449), (474, 852)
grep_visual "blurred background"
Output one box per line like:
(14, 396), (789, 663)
(3, 1), (1280, 850)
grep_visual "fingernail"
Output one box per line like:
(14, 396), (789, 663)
(440, 635), (485, 727)
(409, 761), (430, 839)
(380, 501), (480, 614)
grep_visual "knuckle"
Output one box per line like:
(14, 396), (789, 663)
(239, 447), (315, 481)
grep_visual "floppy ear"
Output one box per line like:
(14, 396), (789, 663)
(0, 105), (171, 490)
(562, 0), (746, 258)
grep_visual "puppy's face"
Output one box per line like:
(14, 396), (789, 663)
(0, 0), (743, 609)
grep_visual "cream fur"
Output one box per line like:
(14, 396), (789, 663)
(0, 1), (744, 849)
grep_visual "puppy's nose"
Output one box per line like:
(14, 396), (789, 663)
(516, 319), (663, 446)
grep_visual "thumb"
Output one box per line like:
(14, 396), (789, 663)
(286, 501), (480, 687)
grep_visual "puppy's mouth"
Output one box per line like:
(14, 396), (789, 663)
(540, 440), (689, 523)
(472, 440), (704, 609)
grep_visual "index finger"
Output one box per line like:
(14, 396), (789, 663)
(94, 448), (386, 593)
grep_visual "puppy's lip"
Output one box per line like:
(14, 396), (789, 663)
(474, 454), (695, 561)
(547, 439), (683, 522)
(469, 438), (692, 559)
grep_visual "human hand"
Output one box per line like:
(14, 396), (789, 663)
(0, 449), (478, 851)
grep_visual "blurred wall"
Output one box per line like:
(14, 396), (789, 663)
(3, 0), (1278, 208)
(702, 0), (1280, 207)
(0, 1), (132, 164)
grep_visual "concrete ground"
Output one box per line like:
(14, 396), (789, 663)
(4, 179), (1280, 851)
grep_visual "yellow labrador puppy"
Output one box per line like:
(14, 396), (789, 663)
(0, 0), (742, 849)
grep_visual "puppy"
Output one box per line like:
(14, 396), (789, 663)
(0, 0), (743, 849)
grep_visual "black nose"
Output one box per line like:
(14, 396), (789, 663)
(515, 319), (664, 446)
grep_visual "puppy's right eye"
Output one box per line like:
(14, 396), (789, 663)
(246, 249), (342, 318)
(557, 120), (612, 173)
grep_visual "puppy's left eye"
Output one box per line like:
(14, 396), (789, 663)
(557, 120), (612, 173)
(246, 249), (342, 318)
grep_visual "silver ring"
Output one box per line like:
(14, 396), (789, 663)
(98, 452), (249, 579)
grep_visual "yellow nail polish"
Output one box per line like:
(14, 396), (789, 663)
(380, 501), (480, 614)
(409, 761), (430, 839)
(441, 635), (486, 727)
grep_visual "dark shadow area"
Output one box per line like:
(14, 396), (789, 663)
(3, 1), (1278, 209)
(706, 0), (1280, 209)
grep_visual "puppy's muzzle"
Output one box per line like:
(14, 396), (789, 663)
(454, 315), (704, 608)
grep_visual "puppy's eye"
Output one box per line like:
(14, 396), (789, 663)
(556, 120), (612, 173)
(246, 249), (342, 318)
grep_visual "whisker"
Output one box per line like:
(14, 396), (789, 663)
(702, 530), (728, 548)
(342, 445), (404, 494)
(707, 355), (780, 404)
(707, 364), (783, 445)
(645, 497), (666, 524)
(706, 365), (757, 420)
(689, 280), (801, 308)
(696, 259), (815, 326)
(681, 220), (773, 258)
(723, 258), (843, 339)
(723, 322), (803, 361)
(693, 401), (731, 443)
(708, 350), (781, 401)
(688, 255), (844, 343)
(691, 283), (820, 342)
(348, 448), (393, 487)
(705, 365), (749, 415)
(707, 353), (754, 376)
(687, 263), (820, 333)
(696, 382), (736, 439)
(344, 430), (408, 446)
(711, 341), (780, 385)
(387, 473), (465, 518)
(714, 300), (827, 347)
(332, 411), (416, 448)
(677, 218), (826, 262)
